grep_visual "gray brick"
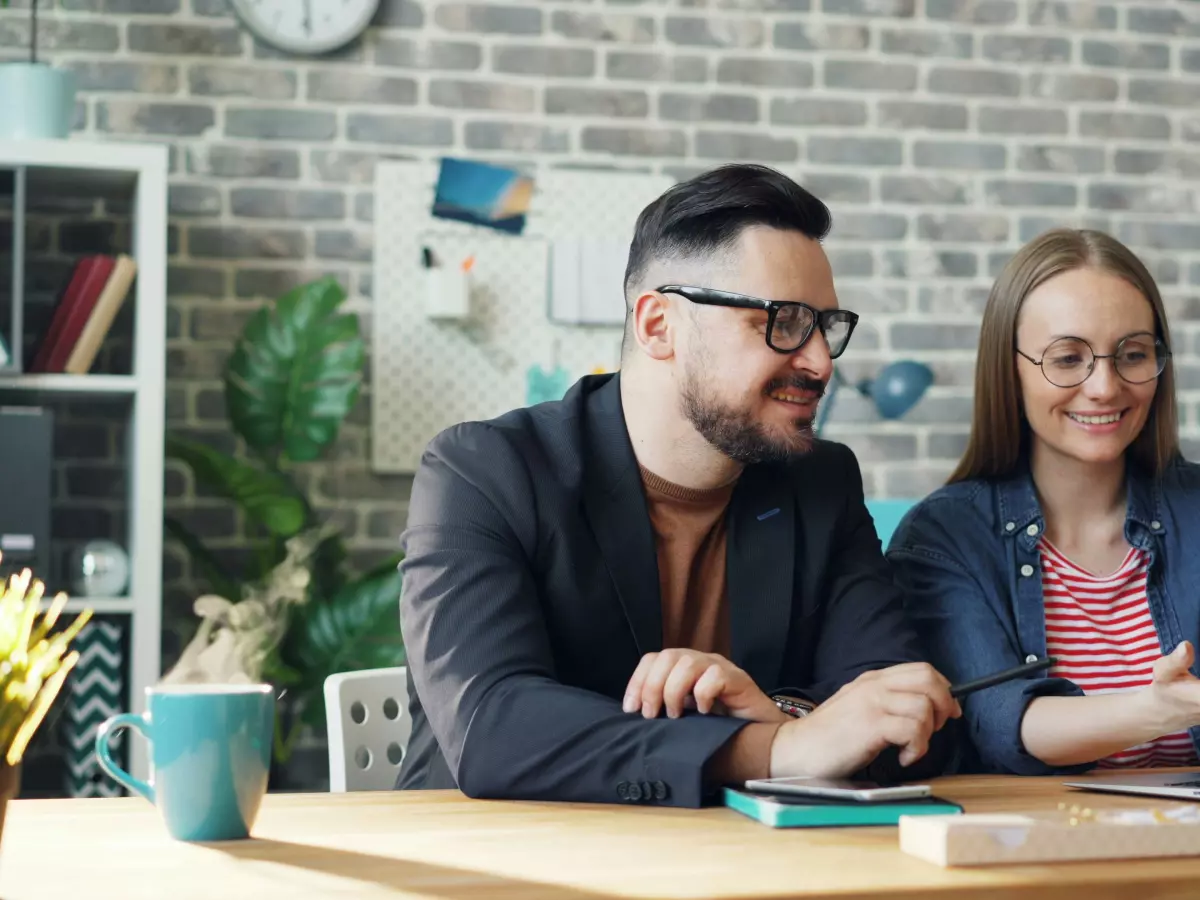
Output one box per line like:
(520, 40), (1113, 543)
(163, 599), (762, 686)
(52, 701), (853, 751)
(918, 213), (1008, 242)
(374, 37), (482, 71)
(918, 285), (989, 314)
(1082, 40), (1170, 70)
(355, 193), (375, 222)
(808, 136), (901, 166)
(66, 60), (178, 93)
(928, 67), (1020, 97)
(190, 307), (252, 341)
(315, 230), (373, 263)
(235, 268), (350, 299)
(581, 126), (686, 157)
(717, 58), (814, 88)
(169, 265), (226, 297)
(665, 16), (764, 48)
(1029, 1), (1116, 30)
(883, 465), (958, 497)
(1018, 145), (1105, 175)
(1018, 215), (1111, 243)
(546, 87), (648, 118)
(797, 173), (870, 204)
(169, 184), (221, 217)
(551, 11), (654, 43)
(893, 322), (980, 350)
(372, 0), (424, 27)
(1089, 184), (1195, 214)
(493, 45), (594, 77)
(824, 60), (917, 92)
(1117, 222), (1200, 252)
(97, 101), (214, 136)
(837, 286), (908, 315)
(879, 29), (972, 58)
(827, 248), (874, 277)
(660, 93), (758, 124)
(914, 140), (1006, 170)
(985, 179), (1076, 207)
(368, 508), (411, 541)
(833, 213), (907, 241)
(312, 151), (412, 185)
(226, 108), (335, 140)
(128, 23), (241, 55)
(189, 226), (305, 259)
(252, 38), (363, 64)
(61, 0), (178, 9)
(435, 3), (541, 35)
(840, 433), (918, 465)
(309, 72), (417, 105)
(1114, 150), (1200, 179)
(191, 0), (232, 15)
(1128, 7), (1200, 37)
(230, 188), (345, 220)
(881, 175), (970, 205)
(926, 0), (1017, 24)
(1080, 112), (1170, 141)
(877, 101), (967, 131)
(0, 19), (119, 52)
(1193, 263), (1200, 287)
(1028, 72), (1118, 103)
(1148, 258), (1181, 287)
(928, 431), (969, 460)
(188, 65), (296, 100)
(1129, 79), (1200, 110)
(774, 22), (870, 51)
(982, 34), (1070, 64)
(1185, 50), (1200, 73)
(821, 0), (914, 15)
(430, 79), (535, 112)
(607, 52), (707, 83)
(346, 114), (453, 146)
(188, 145), (300, 179)
(772, 97), (866, 127)
(979, 107), (1068, 136)
(676, 0), (811, 8)
(1186, 118), (1200, 144)
(468, 122), (570, 153)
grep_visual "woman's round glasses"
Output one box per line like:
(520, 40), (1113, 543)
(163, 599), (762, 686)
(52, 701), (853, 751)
(1015, 333), (1170, 388)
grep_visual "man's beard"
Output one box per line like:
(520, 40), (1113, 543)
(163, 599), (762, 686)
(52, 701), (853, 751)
(680, 368), (824, 465)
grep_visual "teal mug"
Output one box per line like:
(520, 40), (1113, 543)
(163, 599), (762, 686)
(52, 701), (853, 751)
(95, 684), (274, 842)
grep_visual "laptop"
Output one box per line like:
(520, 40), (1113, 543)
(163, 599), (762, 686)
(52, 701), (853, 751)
(1064, 771), (1200, 801)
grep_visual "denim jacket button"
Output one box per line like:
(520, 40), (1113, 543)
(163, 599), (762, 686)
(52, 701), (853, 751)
(1005, 522), (1016, 532)
(1020, 564), (1034, 577)
(1026, 524), (1039, 536)
(1025, 654), (1038, 664)
(1151, 520), (1162, 531)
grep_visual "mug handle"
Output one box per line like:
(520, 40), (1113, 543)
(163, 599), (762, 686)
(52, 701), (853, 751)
(95, 713), (155, 804)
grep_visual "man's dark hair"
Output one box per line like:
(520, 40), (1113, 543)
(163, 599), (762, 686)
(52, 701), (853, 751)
(623, 163), (832, 300)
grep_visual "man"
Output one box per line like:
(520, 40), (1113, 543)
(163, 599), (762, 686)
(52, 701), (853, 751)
(397, 163), (960, 808)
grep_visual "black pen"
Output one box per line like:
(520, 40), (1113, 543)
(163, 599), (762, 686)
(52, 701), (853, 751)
(949, 657), (1056, 699)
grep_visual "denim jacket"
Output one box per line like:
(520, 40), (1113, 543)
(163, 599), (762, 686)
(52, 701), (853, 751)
(886, 458), (1200, 776)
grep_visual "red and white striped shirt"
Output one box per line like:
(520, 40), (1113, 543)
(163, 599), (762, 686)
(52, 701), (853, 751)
(1040, 537), (1198, 768)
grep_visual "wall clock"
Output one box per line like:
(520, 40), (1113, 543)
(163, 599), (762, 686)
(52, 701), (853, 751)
(227, 0), (380, 55)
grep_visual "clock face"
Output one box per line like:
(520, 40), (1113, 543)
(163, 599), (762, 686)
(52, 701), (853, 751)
(229, 0), (380, 55)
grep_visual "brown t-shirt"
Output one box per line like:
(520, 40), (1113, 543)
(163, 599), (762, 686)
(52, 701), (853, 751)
(639, 465), (781, 784)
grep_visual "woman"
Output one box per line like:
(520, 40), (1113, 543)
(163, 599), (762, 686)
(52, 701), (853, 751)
(888, 228), (1200, 775)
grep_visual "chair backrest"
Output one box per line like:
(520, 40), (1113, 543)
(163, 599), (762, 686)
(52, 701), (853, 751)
(865, 498), (917, 550)
(323, 666), (412, 792)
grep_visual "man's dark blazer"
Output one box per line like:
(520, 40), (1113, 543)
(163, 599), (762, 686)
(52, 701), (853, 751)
(397, 372), (954, 808)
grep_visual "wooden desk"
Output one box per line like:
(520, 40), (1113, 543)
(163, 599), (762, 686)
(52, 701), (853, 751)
(9, 773), (1200, 899)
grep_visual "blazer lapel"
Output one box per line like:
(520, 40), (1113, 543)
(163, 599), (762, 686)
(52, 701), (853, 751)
(726, 465), (795, 688)
(580, 374), (662, 656)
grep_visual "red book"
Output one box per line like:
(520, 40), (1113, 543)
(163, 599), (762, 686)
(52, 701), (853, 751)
(30, 255), (115, 373)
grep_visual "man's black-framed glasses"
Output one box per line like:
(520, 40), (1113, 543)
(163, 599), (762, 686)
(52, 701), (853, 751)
(656, 285), (859, 358)
(1015, 332), (1170, 388)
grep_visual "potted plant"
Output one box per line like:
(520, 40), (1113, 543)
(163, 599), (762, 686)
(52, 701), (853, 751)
(162, 277), (405, 774)
(0, 561), (91, 846)
(0, 0), (77, 139)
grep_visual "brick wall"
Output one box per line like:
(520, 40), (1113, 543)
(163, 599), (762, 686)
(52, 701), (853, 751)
(3, 0), (1199, 663)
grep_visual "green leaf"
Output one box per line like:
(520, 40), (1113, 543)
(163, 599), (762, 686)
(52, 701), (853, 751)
(163, 516), (241, 602)
(225, 277), (365, 463)
(166, 434), (306, 538)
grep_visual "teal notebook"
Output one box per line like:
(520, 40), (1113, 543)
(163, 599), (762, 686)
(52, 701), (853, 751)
(723, 787), (963, 828)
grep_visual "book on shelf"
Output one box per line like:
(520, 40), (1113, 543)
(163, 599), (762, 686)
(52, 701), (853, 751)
(28, 253), (137, 375)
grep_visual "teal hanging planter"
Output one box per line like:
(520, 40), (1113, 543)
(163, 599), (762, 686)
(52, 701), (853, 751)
(0, 63), (77, 139)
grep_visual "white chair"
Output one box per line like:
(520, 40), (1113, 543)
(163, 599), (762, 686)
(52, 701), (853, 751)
(323, 666), (412, 792)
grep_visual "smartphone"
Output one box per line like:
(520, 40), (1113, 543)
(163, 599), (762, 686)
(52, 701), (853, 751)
(740, 776), (932, 802)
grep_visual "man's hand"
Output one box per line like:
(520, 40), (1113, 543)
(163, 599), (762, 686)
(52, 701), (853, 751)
(769, 662), (961, 777)
(623, 649), (787, 724)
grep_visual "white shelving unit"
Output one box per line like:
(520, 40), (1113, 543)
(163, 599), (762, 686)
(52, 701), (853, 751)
(0, 139), (167, 784)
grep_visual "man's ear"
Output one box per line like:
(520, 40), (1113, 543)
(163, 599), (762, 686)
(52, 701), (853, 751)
(630, 290), (674, 361)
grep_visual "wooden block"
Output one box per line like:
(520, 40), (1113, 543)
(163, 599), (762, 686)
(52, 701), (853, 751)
(900, 806), (1200, 867)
